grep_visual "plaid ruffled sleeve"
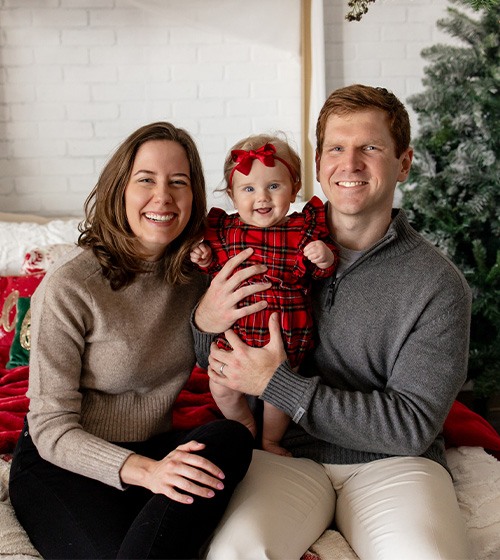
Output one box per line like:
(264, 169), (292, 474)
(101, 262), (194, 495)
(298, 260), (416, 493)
(300, 196), (339, 279)
(203, 207), (232, 275)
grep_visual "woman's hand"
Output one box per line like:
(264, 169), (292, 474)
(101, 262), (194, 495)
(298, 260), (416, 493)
(119, 441), (225, 504)
(207, 312), (286, 396)
(194, 247), (271, 334)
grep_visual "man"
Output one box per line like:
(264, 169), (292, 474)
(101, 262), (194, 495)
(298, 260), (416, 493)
(193, 84), (471, 559)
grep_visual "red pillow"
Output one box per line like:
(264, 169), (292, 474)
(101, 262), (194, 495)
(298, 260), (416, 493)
(443, 400), (500, 460)
(0, 273), (45, 367)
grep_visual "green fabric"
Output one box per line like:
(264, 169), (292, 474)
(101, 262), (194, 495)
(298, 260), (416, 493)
(7, 297), (31, 368)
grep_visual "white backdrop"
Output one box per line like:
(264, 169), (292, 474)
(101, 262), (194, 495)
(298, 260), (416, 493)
(0, 0), (451, 216)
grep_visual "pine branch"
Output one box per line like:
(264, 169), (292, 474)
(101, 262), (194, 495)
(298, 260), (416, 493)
(469, 0), (499, 11)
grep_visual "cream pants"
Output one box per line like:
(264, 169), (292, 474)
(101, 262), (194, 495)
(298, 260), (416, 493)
(205, 449), (470, 560)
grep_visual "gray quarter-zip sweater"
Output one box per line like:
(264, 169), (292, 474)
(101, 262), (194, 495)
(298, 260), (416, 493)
(194, 209), (472, 472)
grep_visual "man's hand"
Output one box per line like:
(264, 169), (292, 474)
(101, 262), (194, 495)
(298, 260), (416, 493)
(207, 313), (287, 396)
(194, 247), (271, 334)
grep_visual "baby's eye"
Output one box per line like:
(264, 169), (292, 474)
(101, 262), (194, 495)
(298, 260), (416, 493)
(243, 186), (255, 193)
(268, 183), (280, 190)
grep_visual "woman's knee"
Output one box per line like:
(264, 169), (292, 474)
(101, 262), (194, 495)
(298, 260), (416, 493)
(187, 419), (254, 479)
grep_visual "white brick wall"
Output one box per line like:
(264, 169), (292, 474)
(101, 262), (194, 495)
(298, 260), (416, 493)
(324, 0), (450, 131)
(0, 0), (451, 216)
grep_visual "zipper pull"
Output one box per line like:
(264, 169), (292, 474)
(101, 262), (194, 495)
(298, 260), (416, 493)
(326, 277), (336, 308)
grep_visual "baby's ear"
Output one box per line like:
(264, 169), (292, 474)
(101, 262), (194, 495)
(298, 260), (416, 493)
(291, 181), (301, 202)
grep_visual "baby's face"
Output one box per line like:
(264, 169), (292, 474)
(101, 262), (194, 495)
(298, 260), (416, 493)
(230, 160), (296, 227)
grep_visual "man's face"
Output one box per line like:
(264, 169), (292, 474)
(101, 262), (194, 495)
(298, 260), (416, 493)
(316, 108), (412, 224)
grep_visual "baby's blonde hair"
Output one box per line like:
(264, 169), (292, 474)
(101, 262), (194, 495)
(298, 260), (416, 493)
(222, 133), (302, 195)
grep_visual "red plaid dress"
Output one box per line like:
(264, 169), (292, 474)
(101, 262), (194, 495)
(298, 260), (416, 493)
(203, 196), (338, 368)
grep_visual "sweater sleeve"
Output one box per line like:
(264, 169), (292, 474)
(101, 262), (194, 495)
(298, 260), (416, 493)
(190, 305), (217, 369)
(27, 260), (133, 490)
(261, 252), (472, 458)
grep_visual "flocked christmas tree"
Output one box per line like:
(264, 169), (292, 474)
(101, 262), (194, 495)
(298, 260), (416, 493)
(400, 0), (500, 398)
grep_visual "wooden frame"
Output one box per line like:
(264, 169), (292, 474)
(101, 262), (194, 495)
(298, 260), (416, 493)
(301, 0), (314, 199)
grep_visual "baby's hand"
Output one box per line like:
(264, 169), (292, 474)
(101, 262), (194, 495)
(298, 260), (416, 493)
(190, 241), (213, 268)
(303, 240), (335, 270)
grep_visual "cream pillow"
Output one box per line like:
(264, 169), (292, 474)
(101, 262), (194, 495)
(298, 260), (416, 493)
(0, 213), (82, 276)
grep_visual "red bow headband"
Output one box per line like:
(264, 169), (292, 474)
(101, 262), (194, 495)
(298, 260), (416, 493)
(228, 143), (297, 188)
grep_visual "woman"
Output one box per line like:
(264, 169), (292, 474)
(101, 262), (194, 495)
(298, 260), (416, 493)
(9, 122), (253, 559)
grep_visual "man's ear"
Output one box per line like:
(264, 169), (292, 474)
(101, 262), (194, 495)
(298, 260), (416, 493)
(315, 150), (321, 181)
(398, 147), (413, 183)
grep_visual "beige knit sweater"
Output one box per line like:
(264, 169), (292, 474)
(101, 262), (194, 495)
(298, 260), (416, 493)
(27, 247), (207, 489)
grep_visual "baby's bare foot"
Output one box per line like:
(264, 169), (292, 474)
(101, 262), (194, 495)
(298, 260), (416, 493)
(262, 441), (292, 457)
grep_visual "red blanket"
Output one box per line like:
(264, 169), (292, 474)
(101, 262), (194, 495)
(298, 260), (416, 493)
(172, 365), (223, 430)
(0, 355), (498, 459)
(0, 364), (30, 453)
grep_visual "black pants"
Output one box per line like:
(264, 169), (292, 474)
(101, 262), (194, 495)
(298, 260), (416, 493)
(9, 419), (253, 559)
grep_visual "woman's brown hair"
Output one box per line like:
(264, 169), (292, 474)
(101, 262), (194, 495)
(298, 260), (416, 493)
(78, 122), (207, 289)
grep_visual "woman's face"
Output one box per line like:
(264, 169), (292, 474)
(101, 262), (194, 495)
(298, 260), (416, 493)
(125, 140), (193, 261)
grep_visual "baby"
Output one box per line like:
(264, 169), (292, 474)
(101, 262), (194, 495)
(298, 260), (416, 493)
(191, 134), (338, 455)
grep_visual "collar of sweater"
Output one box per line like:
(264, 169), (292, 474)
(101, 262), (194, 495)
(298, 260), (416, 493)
(337, 209), (423, 274)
